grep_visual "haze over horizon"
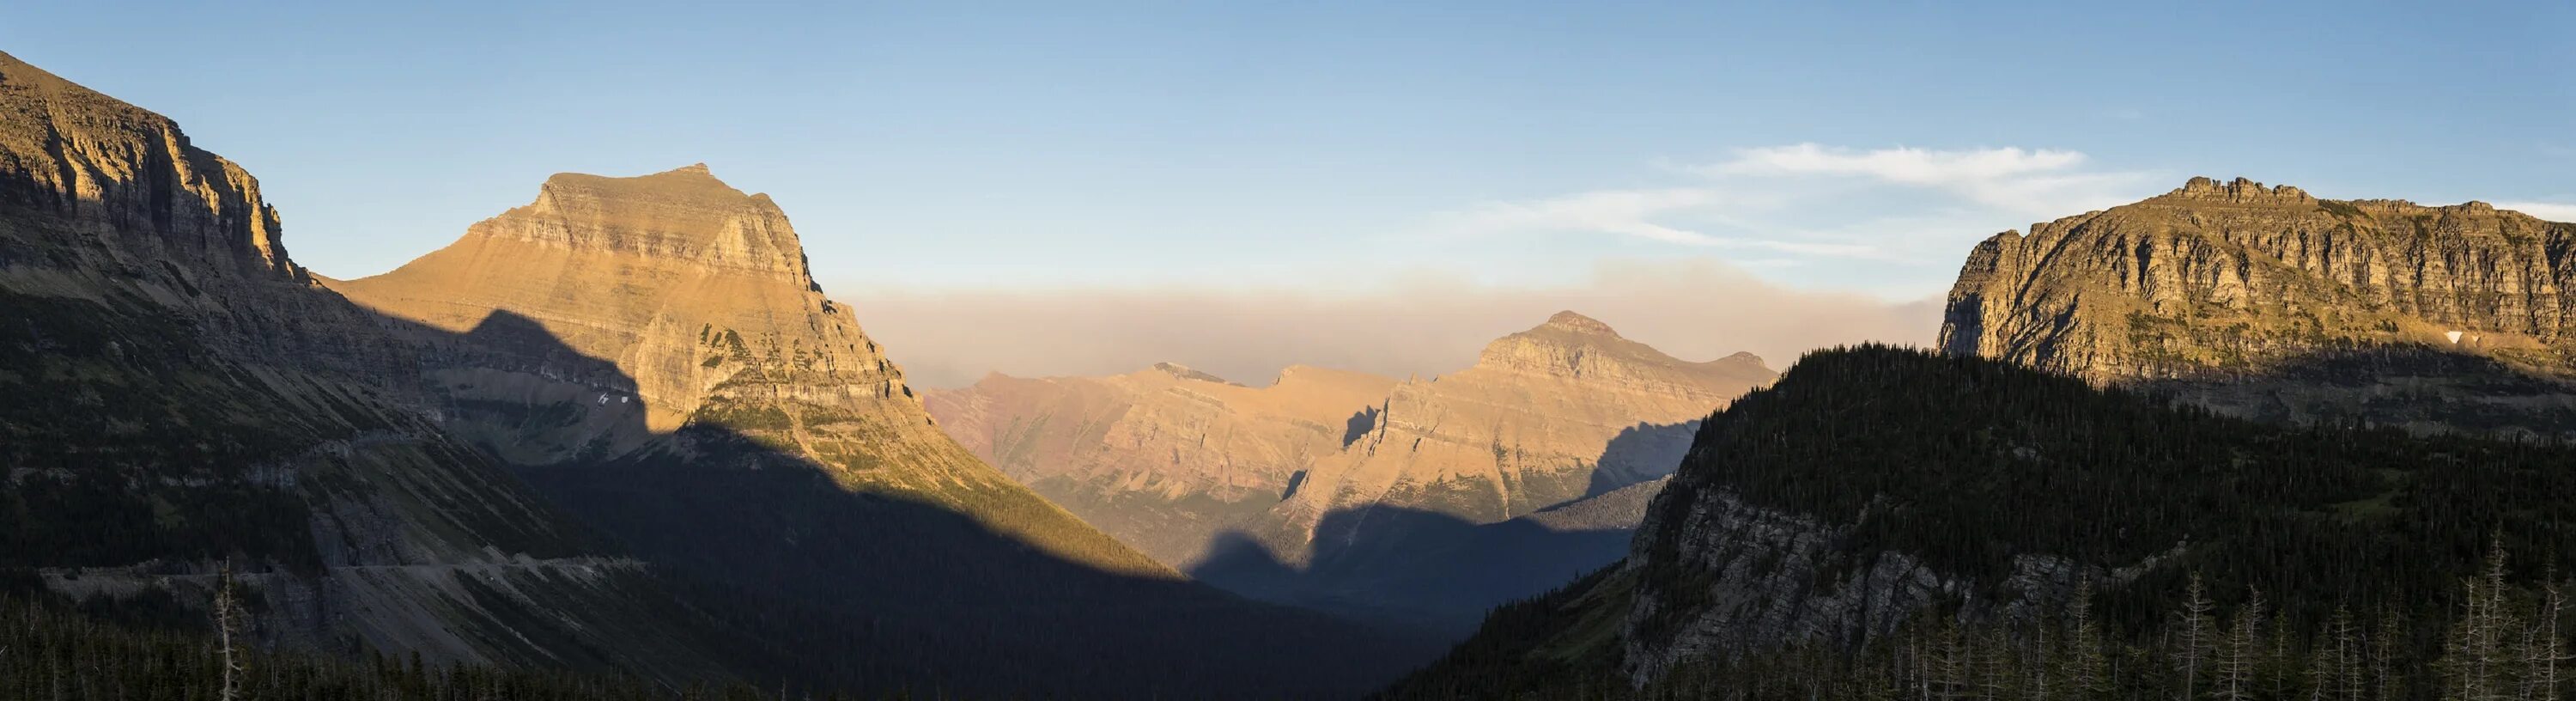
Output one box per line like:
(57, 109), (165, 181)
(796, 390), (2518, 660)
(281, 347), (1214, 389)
(11, 1), (2569, 385)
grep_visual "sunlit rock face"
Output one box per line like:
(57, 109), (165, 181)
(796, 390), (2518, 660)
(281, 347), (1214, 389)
(1941, 176), (2576, 436)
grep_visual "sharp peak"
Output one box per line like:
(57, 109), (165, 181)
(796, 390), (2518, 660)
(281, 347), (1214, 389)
(1534, 310), (1619, 337)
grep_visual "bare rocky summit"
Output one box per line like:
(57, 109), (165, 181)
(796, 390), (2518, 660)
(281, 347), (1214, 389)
(1941, 176), (2576, 436)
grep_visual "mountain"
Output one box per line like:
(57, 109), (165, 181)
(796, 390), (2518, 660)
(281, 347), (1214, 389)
(331, 163), (1429, 697)
(328, 162), (1158, 572)
(1384, 345), (2576, 698)
(1941, 177), (2576, 437)
(924, 361), (1400, 566)
(0, 50), (749, 681)
(928, 311), (1774, 635)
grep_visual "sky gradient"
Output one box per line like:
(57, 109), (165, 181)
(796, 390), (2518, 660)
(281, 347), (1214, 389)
(9, 2), (2571, 383)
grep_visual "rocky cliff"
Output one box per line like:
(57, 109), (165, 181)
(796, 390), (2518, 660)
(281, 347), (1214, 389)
(0, 50), (744, 680)
(1941, 177), (2576, 436)
(928, 311), (1775, 636)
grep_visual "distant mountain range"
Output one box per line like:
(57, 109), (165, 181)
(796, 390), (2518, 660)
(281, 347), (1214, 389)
(927, 310), (1774, 634)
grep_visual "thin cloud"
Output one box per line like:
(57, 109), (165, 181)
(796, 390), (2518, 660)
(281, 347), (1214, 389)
(1443, 187), (1869, 256)
(1437, 143), (2157, 264)
(2498, 201), (2576, 222)
(1705, 143), (2145, 216)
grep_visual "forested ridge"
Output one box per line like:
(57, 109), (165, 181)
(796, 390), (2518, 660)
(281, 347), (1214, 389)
(1383, 344), (2576, 700)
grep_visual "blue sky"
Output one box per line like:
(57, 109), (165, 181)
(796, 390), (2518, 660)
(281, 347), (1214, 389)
(8, 2), (2573, 308)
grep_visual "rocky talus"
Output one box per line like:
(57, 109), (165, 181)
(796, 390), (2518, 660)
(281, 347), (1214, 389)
(1941, 176), (2576, 436)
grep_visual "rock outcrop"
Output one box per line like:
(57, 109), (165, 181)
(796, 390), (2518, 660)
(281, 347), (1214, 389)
(1941, 177), (2576, 436)
(927, 311), (1775, 635)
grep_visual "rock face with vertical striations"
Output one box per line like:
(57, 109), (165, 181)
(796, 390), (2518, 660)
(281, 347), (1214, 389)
(1939, 176), (2576, 436)
(928, 310), (1776, 635)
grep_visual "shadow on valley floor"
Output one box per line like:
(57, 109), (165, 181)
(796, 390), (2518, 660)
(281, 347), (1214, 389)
(1188, 505), (1637, 640)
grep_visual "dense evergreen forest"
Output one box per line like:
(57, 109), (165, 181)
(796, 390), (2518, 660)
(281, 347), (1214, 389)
(1383, 344), (2576, 700)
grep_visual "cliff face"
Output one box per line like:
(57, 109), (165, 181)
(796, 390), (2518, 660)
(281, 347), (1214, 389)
(1940, 177), (2576, 435)
(0, 50), (740, 680)
(927, 311), (1776, 635)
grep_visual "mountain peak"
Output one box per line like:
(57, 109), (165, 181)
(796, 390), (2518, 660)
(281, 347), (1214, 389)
(1538, 310), (1620, 337)
(2159, 176), (2312, 204)
(440, 165), (813, 280)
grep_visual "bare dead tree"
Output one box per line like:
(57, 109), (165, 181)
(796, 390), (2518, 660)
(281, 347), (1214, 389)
(214, 563), (245, 701)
